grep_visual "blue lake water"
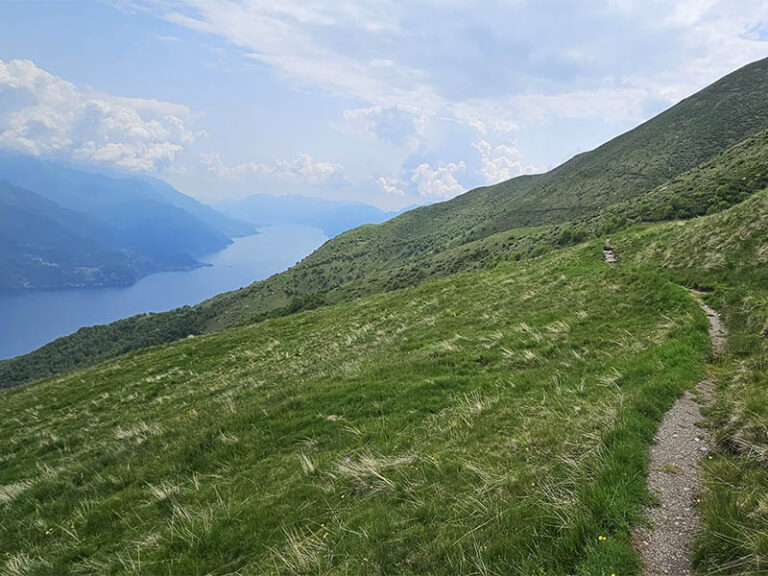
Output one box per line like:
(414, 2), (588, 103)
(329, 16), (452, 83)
(0, 224), (327, 360)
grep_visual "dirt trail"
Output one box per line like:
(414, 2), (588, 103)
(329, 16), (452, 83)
(603, 238), (619, 264)
(633, 291), (725, 575)
(691, 291), (728, 356)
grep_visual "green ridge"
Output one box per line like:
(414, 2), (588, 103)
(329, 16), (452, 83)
(1, 59), (767, 575)
(3, 58), (768, 389)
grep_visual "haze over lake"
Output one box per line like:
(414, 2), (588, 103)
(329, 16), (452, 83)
(0, 225), (327, 360)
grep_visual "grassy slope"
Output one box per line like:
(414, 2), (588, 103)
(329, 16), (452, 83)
(0, 230), (714, 574)
(614, 190), (768, 575)
(474, 57), (768, 237)
(585, 128), (768, 230)
(1, 190), (766, 575)
(4, 58), (768, 389)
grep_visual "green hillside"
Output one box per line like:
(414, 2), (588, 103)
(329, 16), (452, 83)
(3, 56), (768, 574)
(2, 181), (766, 574)
(586, 127), (768, 230)
(3, 58), (768, 389)
(616, 191), (768, 575)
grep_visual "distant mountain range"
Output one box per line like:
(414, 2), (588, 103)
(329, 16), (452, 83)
(216, 194), (406, 238)
(0, 155), (255, 291)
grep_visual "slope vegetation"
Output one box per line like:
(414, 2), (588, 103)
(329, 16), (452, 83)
(2, 185), (766, 574)
(616, 190), (768, 575)
(0, 231), (710, 575)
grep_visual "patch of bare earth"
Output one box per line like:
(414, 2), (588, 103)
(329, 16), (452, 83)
(632, 291), (726, 575)
(603, 238), (620, 265)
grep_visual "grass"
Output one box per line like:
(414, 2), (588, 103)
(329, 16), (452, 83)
(5, 57), (768, 390)
(1, 189), (766, 575)
(0, 240), (710, 575)
(613, 189), (768, 575)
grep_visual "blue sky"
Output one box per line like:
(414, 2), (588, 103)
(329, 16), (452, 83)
(1, 1), (767, 209)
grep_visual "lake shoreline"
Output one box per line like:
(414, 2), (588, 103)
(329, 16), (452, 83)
(0, 225), (326, 360)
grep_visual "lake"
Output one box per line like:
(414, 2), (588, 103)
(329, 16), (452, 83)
(0, 224), (327, 360)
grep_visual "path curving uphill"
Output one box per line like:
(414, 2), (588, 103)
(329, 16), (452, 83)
(632, 290), (726, 575)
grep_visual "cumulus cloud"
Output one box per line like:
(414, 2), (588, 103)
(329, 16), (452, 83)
(410, 161), (466, 199)
(376, 175), (406, 196)
(472, 140), (544, 185)
(200, 152), (344, 184)
(0, 59), (197, 171)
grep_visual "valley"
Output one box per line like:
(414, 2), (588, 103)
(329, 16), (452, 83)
(1, 55), (767, 576)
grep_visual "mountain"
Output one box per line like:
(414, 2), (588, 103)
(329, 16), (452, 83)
(2, 57), (768, 575)
(3, 57), (768, 383)
(0, 181), (153, 290)
(216, 193), (400, 237)
(0, 155), (256, 290)
(1, 182), (765, 573)
(139, 176), (257, 238)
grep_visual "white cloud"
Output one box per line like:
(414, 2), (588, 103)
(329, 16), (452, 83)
(130, 0), (768, 133)
(0, 59), (197, 171)
(200, 152), (343, 184)
(507, 87), (656, 124)
(112, 0), (768, 203)
(410, 161), (466, 199)
(472, 140), (543, 185)
(376, 175), (406, 196)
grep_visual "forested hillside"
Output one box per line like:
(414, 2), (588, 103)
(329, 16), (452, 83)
(0, 156), (254, 291)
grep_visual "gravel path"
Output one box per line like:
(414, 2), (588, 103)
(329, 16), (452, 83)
(632, 291), (726, 575)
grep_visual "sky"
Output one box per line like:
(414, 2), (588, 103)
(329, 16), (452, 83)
(0, 1), (767, 210)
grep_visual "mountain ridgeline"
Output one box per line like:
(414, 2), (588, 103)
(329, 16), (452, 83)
(2, 57), (768, 388)
(216, 193), (402, 238)
(2, 59), (768, 575)
(0, 155), (255, 291)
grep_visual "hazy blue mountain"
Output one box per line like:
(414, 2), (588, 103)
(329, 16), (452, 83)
(0, 181), (153, 290)
(0, 155), (256, 290)
(136, 176), (257, 238)
(216, 193), (401, 237)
